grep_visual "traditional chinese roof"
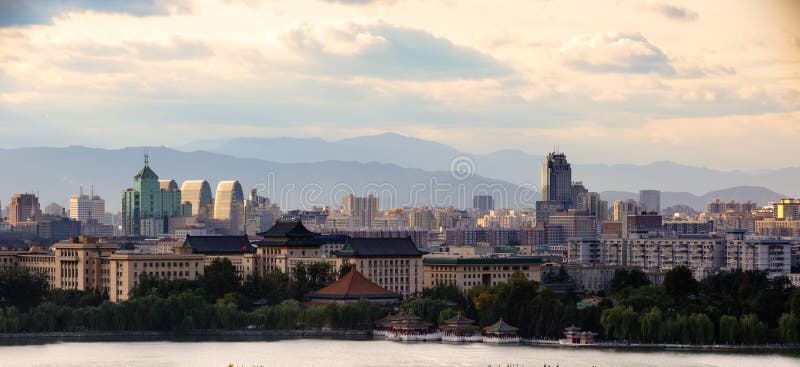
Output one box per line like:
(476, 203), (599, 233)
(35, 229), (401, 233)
(440, 312), (480, 332)
(387, 310), (432, 330)
(182, 235), (255, 254)
(336, 237), (427, 258)
(308, 269), (401, 302)
(483, 319), (519, 334)
(256, 220), (322, 248)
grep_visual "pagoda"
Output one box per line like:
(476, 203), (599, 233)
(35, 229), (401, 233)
(307, 269), (401, 305)
(385, 309), (441, 342)
(439, 312), (482, 342)
(559, 325), (597, 346)
(482, 318), (520, 344)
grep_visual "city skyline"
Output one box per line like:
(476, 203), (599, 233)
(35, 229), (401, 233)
(1, 1), (799, 170)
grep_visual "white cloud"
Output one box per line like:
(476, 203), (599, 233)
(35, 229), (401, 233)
(560, 32), (675, 74)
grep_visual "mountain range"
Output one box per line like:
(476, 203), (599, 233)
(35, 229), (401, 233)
(0, 133), (794, 212)
(180, 133), (800, 197)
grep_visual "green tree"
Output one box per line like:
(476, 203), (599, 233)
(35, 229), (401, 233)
(639, 307), (664, 343)
(612, 268), (651, 291)
(688, 313), (714, 345)
(0, 267), (48, 311)
(718, 315), (739, 344)
(739, 313), (767, 344)
(663, 266), (698, 302)
(202, 258), (241, 303)
(777, 312), (800, 344)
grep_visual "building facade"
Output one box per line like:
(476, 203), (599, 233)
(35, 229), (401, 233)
(423, 255), (544, 292)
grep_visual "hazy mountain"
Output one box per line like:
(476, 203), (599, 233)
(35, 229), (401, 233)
(600, 186), (787, 210)
(182, 133), (800, 197)
(0, 146), (534, 212)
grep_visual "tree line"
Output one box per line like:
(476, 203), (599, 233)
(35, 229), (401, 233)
(1, 260), (798, 345)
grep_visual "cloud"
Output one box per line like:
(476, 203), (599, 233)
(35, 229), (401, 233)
(321, 0), (387, 4)
(560, 32), (675, 74)
(130, 38), (214, 61)
(0, 0), (190, 27)
(645, 1), (699, 21)
(281, 22), (512, 79)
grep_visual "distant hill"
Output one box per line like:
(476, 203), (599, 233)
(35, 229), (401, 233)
(600, 186), (786, 210)
(0, 146), (533, 212)
(182, 133), (800, 197)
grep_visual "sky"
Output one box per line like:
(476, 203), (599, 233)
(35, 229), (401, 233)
(0, 0), (799, 170)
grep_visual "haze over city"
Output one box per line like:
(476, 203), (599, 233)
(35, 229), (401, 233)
(1, 0), (800, 170)
(1, 1), (800, 367)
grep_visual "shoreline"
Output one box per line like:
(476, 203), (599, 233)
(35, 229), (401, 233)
(0, 329), (372, 344)
(0, 331), (798, 354)
(523, 339), (800, 353)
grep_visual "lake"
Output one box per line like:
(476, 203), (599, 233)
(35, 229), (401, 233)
(0, 339), (798, 367)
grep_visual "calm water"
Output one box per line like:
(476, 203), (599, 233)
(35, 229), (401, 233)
(0, 339), (798, 367)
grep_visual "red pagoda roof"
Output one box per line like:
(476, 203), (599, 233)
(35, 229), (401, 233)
(308, 269), (402, 301)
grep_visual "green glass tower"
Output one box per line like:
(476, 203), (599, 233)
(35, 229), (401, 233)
(121, 155), (184, 236)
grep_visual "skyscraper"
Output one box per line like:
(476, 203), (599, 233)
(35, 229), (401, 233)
(69, 192), (105, 223)
(121, 156), (185, 236)
(8, 193), (41, 225)
(181, 180), (214, 219)
(214, 181), (245, 235)
(472, 195), (494, 212)
(341, 194), (379, 228)
(541, 152), (572, 206)
(639, 190), (661, 213)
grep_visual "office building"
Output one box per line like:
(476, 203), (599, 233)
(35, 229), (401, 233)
(43, 203), (65, 217)
(423, 255), (544, 292)
(473, 195), (494, 213)
(9, 193), (41, 226)
(337, 237), (427, 298)
(121, 156), (186, 236)
(639, 190), (661, 213)
(541, 152), (572, 206)
(214, 181), (245, 235)
(181, 180), (214, 219)
(69, 192), (105, 223)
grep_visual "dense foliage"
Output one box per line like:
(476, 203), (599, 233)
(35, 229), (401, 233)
(1, 260), (798, 345)
(0, 258), (377, 333)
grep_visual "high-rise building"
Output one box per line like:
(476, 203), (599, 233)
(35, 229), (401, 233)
(69, 192), (105, 223)
(44, 202), (65, 217)
(541, 152), (572, 206)
(772, 199), (800, 221)
(578, 192), (608, 222)
(244, 188), (275, 235)
(121, 156), (185, 236)
(9, 193), (41, 225)
(408, 207), (435, 230)
(341, 194), (379, 228)
(214, 181), (245, 235)
(158, 179), (185, 218)
(639, 190), (661, 213)
(472, 195), (494, 212)
(180, 180), (214, 219)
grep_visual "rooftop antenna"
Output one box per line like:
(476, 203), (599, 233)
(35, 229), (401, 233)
(90, 185), (94, 197)
(80, 185), (83, 196)
(144, 151), (150, 167)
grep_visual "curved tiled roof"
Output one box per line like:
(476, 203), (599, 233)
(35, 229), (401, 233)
(336, 237), (427, 258)
(183, 235), (255, 254)
(308, 269), (401, 301)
